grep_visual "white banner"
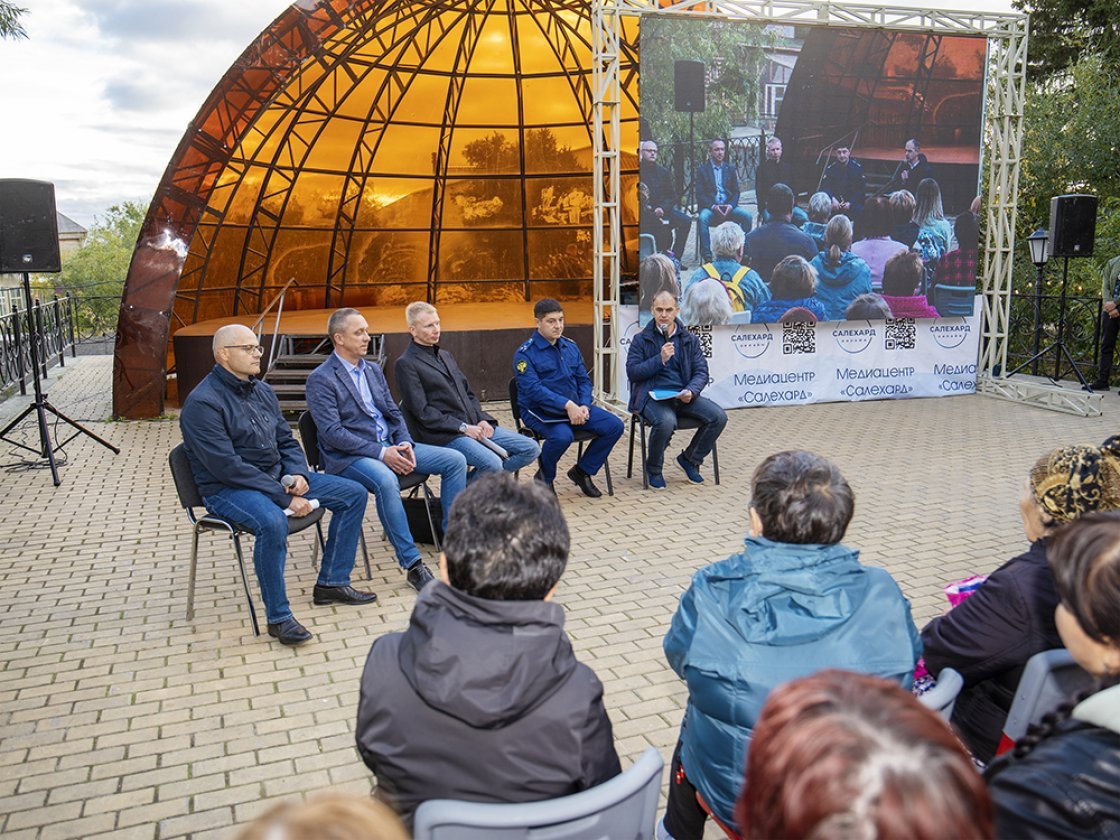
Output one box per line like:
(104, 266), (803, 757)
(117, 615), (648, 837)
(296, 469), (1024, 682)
(615, 302), (982, 410)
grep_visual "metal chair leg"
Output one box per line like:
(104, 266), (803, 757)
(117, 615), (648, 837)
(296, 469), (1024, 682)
(712, 442), (721, 486)
(232, 533), (260, 636)
(359, 529), (371, 579)
(421, 483), (441, 553)
(627, 414), (636, 478)
(186, 528), (200, 621)
(639, 416), (649, 489)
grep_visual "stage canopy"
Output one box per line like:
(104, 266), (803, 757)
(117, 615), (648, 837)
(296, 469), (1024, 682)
(114, 0), (638, 418)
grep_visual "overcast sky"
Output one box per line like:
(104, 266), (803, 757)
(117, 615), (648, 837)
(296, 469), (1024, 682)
(1, 0), (1017, 229)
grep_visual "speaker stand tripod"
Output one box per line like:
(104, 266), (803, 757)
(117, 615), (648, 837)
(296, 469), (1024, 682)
(1007, 256), (1091, 391)
(0, 272), (120, 486)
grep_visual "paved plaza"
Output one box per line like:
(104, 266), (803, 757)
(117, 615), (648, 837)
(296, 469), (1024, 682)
(0, 356), (1116, 839)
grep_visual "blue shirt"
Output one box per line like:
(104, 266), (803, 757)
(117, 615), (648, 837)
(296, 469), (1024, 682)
(335, 352), (390, 457)
(712, 165), (726, 204)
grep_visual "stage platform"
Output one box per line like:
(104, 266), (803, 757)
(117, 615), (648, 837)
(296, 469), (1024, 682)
(172, 300), (598, 406)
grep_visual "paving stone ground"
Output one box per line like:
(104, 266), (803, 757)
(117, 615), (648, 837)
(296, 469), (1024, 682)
(0, 356), (1116, 839)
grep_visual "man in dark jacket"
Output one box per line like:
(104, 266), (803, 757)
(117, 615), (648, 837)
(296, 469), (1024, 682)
(625, 290), (726, 489)
(743, 183), (818, 283)
(179, 324), (374, 646)
(355, 472), (621, 825)
(640, 140), (691, 256)
(820, 144), (866, 218)
(395, 301), (540, 476)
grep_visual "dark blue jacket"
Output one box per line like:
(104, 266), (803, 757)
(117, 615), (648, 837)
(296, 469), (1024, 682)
(179, 364), (308, 507)
(625, 318), (708, 413)
(695, 160), (741, 210)
(513, 332), (592, 421)
(305, 352), (413, 475)
(821, 158), (866, 215)
(743, 221), (817, 282)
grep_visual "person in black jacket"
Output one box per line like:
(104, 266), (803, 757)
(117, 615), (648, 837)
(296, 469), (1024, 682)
(355, 472), (621, 825)
(921, 438), (1120, 762)
(394, 301), (540, 476)
(985, 511), (1120, 839)
(640, 140), (691, 256)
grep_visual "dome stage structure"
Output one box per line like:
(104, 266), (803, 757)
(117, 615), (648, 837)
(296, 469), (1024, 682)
(114, 0), (639, 418)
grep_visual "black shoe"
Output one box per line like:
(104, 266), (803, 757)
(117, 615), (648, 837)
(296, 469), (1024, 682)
(267, 617), (313, 646)
(567, 465), (603, 498)
(406, 561), (435, 592)
(312, 584), (378, 606)
(1089, 380), (1111, 391)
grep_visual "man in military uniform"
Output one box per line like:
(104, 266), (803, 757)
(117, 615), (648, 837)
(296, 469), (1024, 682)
(513, 299), (624, 497)
(1091, 253), (1120, 392)
(821, 144), (866, 219)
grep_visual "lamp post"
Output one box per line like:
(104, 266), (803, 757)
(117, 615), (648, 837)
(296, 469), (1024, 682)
(1027, 228), (1049, 376)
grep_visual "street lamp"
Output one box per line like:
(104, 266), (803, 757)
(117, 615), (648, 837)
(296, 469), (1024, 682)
(1027, 228), (1048, 375)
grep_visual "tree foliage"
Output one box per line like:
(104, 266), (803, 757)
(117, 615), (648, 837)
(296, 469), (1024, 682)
(0, 1), (27, 40)
(638, 16), (776, 146)
(1014, 0), (1120, 79)
(47, 202), (146, 336)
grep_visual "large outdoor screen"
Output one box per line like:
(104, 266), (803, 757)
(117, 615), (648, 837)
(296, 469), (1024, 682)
(638, 15), (986, 325)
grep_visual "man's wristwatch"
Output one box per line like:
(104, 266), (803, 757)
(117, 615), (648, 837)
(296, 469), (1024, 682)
(459, 422), (468, 433)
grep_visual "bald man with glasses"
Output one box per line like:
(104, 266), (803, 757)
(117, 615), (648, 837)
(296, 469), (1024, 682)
(640, 140), (691, 257)
(179, 323), (374, 647)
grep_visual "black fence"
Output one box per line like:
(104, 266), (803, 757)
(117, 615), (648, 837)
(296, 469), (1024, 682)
(1003, 292), (1102, 381)
(0, 295), (79, 395)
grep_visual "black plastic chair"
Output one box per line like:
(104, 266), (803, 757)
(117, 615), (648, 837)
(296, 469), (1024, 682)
(627, 413), (720, 488)
(169, 444), (325, 636)
(298, 411), (441, 555)
(508, 377), (613, 496)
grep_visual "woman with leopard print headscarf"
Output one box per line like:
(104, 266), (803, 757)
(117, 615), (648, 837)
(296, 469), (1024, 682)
(920, 436), (1120, 763)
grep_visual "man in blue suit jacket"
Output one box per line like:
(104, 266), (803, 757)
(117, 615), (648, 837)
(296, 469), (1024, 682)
(695, 138), (752, 262)
(306, 308), (468, 592)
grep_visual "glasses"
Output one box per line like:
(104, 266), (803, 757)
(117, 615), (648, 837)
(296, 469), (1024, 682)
(224, 344), (265, 355)
(640, 147), (657, 155)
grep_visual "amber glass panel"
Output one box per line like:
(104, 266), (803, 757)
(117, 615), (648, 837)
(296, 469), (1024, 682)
(243, 108), (297, 164)
(439, 230), (525, 281)
(392, 72), (453, 124)
(523, 125), (590, 174)
(448, 128), (521, 174)
(267, 229), (333, 288)
(331, 67), (391, 120)
(468, 12), (515, 75)
(371, 124), (444, 175)
(516, 16), (566, 75)
(454, 77), (520, 125)
(355, 178), (437, 228)
(218, 171), (267, 225)
(441, 178), (524, 228)
(527, 229), (593, 279)
(348, 231), (432, 297)
(301, 119), (364, 172)
(525, 177), (594, 227)
(282, 172), (346, 226)
(521, 77), (587, 126)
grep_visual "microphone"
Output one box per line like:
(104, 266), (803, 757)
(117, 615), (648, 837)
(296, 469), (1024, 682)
(284, 498), (320, 517)
(281, 474), (296, 489)
(659, 324), (670, 341)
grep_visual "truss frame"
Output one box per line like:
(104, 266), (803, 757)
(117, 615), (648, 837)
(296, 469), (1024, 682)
(590, 0), (1084, 416)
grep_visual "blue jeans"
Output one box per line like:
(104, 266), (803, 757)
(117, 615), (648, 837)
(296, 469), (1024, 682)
(340, 443), (467, 570)
(698, 206), (752, 260)
(203, 472), (368, 625)
(523, 406), (624, 483)
(641, 395), (727, 475)
(444, 426), (541, 479)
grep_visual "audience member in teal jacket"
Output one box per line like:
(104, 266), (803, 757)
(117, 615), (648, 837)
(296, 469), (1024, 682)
(658, 450), (922, 840)
(810, 214), (872, 321)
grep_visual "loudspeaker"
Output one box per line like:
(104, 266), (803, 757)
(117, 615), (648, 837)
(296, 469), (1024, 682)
(0, 179), (61, 273)
(674, 60), (705, 113)
(1048, 194), (1097, 258)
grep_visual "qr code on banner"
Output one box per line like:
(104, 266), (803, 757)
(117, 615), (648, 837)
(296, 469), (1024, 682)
(688, 324), (713, 358)
(884, 318), (917, 350)
(782, 321), (816, 355)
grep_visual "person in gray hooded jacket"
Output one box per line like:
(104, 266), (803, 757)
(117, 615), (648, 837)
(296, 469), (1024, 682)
(355, 472), (621, 824)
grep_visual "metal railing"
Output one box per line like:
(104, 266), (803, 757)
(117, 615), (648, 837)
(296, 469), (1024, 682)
(1003, 292), (1101, 381)
(655, 134), (765, 211)
(0, 295), (78, 395)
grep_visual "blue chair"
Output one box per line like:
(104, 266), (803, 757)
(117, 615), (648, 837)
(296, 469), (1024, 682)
(918, 667), (964, 721)
(932, 284), (977, 317)
(412, 746), (664, 840)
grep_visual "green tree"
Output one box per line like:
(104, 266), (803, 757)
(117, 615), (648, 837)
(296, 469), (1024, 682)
(0, 1), (27, 40)
(49, 202), (146, 337)
(1013, 0), (1120, 80)
(638, 16), (776, 147)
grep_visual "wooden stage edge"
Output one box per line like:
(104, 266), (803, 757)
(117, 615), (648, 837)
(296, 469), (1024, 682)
(171, 300), (602, 406)
(174, 300), (597, 338)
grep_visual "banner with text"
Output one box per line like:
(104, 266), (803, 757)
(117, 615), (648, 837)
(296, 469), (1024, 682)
(616, 303), (982, 410)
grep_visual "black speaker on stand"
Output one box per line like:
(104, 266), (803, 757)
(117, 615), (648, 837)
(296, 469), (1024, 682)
(0, 179), (119, 486)
(674, 60), (706, 219)
(1008, 194), (1098, 389)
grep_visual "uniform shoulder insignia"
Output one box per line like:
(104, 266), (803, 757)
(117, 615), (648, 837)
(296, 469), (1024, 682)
(516, 359), (529, 374)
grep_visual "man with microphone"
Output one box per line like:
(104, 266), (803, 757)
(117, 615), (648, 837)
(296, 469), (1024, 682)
(625, 290), (726, 489)
(179, 323), (373, 646)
